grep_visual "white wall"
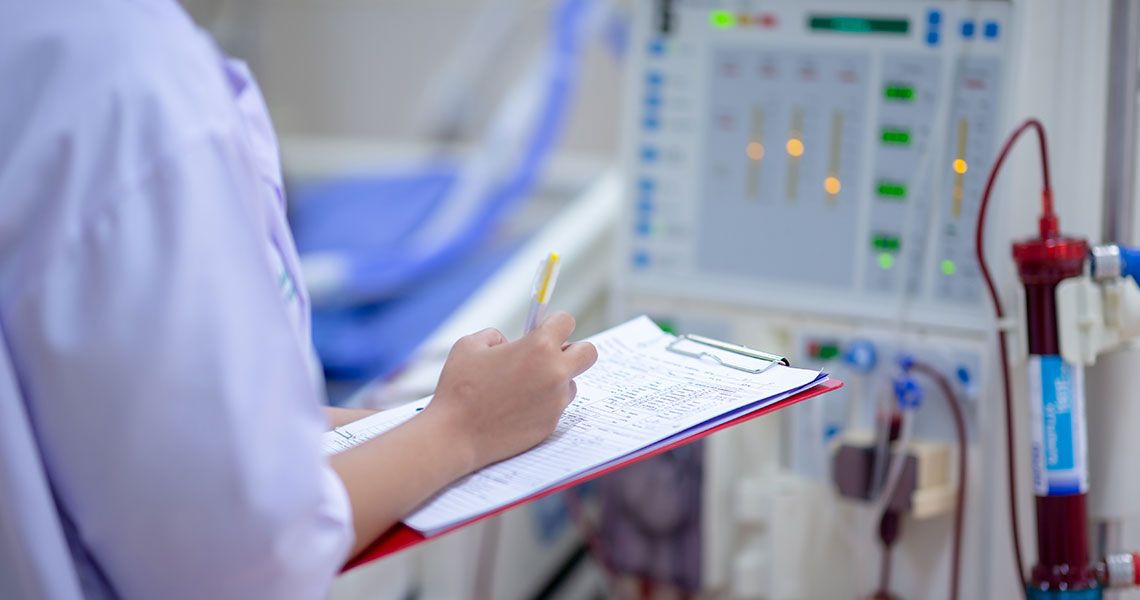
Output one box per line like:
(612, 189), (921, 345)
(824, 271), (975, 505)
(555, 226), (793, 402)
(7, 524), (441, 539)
(181, 0), (625, 158)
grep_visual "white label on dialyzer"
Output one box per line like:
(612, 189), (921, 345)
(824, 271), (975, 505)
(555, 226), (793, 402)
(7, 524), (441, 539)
(1027, 355), (1088, 496)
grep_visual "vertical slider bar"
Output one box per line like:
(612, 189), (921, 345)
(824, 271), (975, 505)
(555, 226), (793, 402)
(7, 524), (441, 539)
(952, 118), (968, 217)
(825, 110), (843, 202)
(787, 108), (804, 202)
(747, 106), (765, 200)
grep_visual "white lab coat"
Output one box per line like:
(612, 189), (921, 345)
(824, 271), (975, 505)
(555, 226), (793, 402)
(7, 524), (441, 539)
(0, 1), (353, 598)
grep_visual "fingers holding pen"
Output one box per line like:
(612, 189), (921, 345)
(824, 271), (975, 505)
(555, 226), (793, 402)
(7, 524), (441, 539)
(532, 311), (576, 347)
(531, 312), (595, 377)
(561, 341), (598, 379)
(561, 380), (579, 410)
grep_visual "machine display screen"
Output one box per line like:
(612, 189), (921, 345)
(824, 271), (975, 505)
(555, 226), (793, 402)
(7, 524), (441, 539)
(808, 15), (910, 35)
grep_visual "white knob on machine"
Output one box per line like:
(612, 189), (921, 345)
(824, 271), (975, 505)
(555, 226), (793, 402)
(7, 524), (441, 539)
(730, 543), (769, 600)
(734, 477), (771, 526)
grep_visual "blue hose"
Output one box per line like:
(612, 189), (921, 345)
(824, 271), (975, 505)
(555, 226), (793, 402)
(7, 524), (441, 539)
(1119, 245), (1140, 281)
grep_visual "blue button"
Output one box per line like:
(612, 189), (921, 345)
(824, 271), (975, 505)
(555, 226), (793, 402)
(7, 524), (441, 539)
(926, 31), (940, 46)
(961, 20), (975, 38)
(984, 21), (1000, 39)
(927, 9), (941, 24)
(637, 198), (653, 211)
(648, 39), (666, 56)
(893, 376), (923, 409)
(645, 94), (661, 107)
(956, 366), (972, 386)
(842, 340), (878, 374)
(647, 71), (664, 87)
(643, 117), (659, 130)
(633, 251), (650, 268)
(641, 146), (658, 162)
(640, 178), (655, 192)
(636, 221), (651, 236)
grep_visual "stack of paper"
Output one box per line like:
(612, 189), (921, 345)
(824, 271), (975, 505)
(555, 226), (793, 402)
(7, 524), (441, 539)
(324, 316), (827, 535)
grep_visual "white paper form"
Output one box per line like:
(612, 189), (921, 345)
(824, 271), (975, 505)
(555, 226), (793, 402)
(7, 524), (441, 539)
(322, 398), (428, 454)
(322, 316), (826, 535)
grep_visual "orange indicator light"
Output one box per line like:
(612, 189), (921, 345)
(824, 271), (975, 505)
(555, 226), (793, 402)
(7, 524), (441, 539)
(786, 138), (804, 157)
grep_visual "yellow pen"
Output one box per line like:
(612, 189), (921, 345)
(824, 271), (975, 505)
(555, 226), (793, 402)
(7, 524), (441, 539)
(524, 252), (561, 333)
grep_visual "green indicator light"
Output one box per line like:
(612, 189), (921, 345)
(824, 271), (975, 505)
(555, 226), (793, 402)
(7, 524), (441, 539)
(710, 10), (735, 29)
(941, 259), (957, 276)
(877, 181), (908, 199)
(817, 344), (841, 360)
(884, 85), (915, 101)
(872, 234), (901, 252)
(808, 15), (910, 35)
(878, 252), (895, 270)
(881, 128), (911, 145)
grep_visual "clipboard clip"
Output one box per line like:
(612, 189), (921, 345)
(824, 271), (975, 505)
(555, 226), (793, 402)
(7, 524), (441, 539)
(666, 334), (790, 375)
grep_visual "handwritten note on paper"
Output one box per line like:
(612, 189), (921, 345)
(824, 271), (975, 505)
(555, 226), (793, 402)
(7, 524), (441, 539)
(322, 316), (826, 536)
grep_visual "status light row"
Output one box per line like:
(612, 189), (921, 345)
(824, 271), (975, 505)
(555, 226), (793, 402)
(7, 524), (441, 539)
(874, 252), (958, 276)
(710, 10), (778, 29)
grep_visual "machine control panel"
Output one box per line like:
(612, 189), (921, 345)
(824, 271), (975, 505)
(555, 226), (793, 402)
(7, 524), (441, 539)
(621, 1), (1011, 330)
(789, 331), (983, 479)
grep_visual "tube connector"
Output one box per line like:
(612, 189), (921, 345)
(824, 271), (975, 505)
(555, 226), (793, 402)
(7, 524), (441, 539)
(1099, 552), (1140, 588)
(1091, 245), (1123, 281)
(1092, 244), (1140, 282)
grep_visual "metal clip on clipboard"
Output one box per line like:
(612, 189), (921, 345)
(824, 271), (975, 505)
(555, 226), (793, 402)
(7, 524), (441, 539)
(666, 334), (790, 375)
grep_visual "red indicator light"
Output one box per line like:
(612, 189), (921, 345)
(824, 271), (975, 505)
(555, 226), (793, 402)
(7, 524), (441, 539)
(760, 13), (778, 27)
(966, 78), (985, 90)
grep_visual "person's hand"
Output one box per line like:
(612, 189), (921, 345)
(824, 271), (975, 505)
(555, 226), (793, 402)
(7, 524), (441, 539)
(421, 312), (598, 473)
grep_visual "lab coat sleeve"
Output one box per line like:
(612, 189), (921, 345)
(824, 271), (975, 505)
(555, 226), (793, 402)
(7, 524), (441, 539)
(6, 126), (353, 599)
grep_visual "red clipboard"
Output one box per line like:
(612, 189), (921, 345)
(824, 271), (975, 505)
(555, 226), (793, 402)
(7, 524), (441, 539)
(344, 378), (842, 570)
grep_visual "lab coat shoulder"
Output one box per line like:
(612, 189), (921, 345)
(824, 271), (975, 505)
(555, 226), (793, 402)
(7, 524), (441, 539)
(0, 0), (245, 289)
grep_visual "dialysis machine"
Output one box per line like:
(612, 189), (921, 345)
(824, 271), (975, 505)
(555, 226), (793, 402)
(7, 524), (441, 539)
(612, 1), (1138, 598)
